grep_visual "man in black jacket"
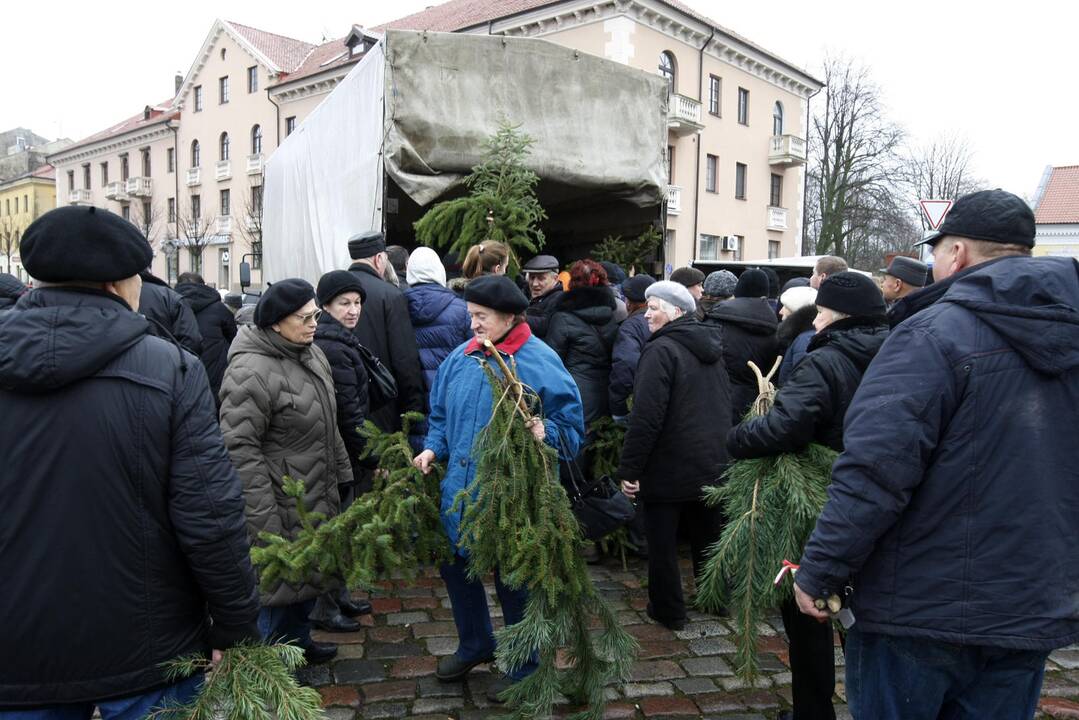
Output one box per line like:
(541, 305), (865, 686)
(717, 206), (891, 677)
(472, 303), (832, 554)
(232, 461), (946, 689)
(522, 254), (563, 338)
(175, 272), (238, 403)
(139, 269), (203, 355)
(0, 206), (259, 713)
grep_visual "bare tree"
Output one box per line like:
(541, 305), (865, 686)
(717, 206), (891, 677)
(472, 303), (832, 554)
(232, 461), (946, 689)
(237, 182), (263, 277)
(176, 196), (218, 277)
(903, 133), (985, 229)
(0, 216), (18, 274)
(134, 199), (162, 249)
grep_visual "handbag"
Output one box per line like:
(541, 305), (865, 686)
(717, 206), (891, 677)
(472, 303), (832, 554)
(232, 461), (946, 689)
(559, 433), (636, 541)
(356, 343), (398, 411)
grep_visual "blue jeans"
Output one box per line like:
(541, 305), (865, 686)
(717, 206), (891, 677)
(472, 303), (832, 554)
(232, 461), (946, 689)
(845, 625), (1048, 720)
(440, 553), (537, 681)
(258, 598), (316, 648)
(0, 673), (202, 720)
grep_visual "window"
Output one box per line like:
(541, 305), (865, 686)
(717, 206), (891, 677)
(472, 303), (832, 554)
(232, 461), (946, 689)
(666, 145), (675, 183)
(708, 75), (721, 116)
(251, 125), (262, 155)
(220, 188), (231, 217)
(699, 234), (719, 261)
(100, 162), (109, 186)
(121, 205), (130, 221)
(773, 101), (784, 136)
(141, 201), (151, 228)
(733, 235), (744, 261)
(247, 66), (258, 93)
(768, 240), (781, 260)
(141, 148), (151, 177)
(219, 247), (230, 290)
(705, 154), (718, 193)
(191, 140), (201, 168)
(219, 76), (230, 104)
(220, 132), (230, 161)
(167, 197), (176, 223)
(67, 170), (74, 192)
(737, 87), (749, 125)
(770, 173), (783, 207)
(285, 116), (297, 136)
(190, 247), (203, 275)
(658, 51), (676, 95)
(4, 199), (9, 215)
(120, 155), (129, 182)
(251, 185), (263, 215)
(82, 164), (91, 189)
(735, 163), (747, 200)
(194, 85), (203, 112)
(167, 253), (179, 285)
(167, 147), (175, 173)
(191, 194), (201, 220)
(23, 195), (28, 214)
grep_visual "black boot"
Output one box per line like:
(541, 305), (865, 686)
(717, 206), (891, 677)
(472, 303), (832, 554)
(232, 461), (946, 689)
(339, 598), (372, 617)
(303, 640), (338, 664)
(312, 613), (361, 633)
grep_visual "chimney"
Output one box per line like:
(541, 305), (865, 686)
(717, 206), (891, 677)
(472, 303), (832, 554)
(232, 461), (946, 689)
(174, 73), (183, 95)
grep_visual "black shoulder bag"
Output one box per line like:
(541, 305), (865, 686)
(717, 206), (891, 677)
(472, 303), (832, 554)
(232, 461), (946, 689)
(558, 430), (636, 541)
(356, 344), (398, 411)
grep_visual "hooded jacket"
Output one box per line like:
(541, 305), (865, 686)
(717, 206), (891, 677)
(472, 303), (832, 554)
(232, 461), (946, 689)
(702, 297), (781, 423)
(608, 308), (650, 417)
(176, 281), (237, 400)
(406, 283), (472, 394)
(798, 256), (1079, 650)
(138, 271), (202, 355)
(776, 303), (817, 386)
(544, 286), (619, 424)
(314, 313), (374, 488)
(0, 272), (26, 311)
(617, 316), (732, 502)
(0, 287), (259, 706)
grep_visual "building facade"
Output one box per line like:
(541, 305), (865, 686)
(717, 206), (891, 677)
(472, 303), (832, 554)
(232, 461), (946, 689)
(0, 164), (56, 282)
(1033, 165), (1079, 259)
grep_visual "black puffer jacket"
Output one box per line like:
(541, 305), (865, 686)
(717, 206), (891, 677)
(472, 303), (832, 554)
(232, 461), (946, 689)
(727, 316), (890, 458)
(525, 285), (563, 339)
(314, 313), (375, 488)
(0, 272), (26, 311)
(176, 281), (237, 400)
(544, 286), (619, 424)
(0, 287), (259, 707)
(702, 297), (781, 424)
(617, 316), (732, 502)
(139, 271), (202, 355)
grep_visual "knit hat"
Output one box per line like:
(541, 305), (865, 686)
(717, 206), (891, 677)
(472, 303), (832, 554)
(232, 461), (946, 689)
(780, 286), (817, 314)
(645, 280), (696, 315)
(223, 292), (243, 310)
(347, 230), (386, 259)
(599, 261), (627, 285)
(316, 270), (367, 307)
(254, 278), (317, 327)
(622, 274), (656, 303)
(463, 275), (529, 314)
(815, 271), (886, 317)
(406, 246), (447, 287)
(670, 266), (705, 289)
(703, 270), (737, 298)
(734, 269), (769, 298)
(21, 205), (152, 282)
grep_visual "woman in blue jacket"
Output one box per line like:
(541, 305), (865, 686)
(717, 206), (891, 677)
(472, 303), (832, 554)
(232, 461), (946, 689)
(413, 275), (584, 703)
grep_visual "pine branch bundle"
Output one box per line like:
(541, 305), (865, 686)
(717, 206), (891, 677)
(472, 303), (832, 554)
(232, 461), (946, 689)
(156, 642), (321, 720)
(695, 359), (837, 680)
(251, 413), (451, 592)
(453, 350), (637, 720)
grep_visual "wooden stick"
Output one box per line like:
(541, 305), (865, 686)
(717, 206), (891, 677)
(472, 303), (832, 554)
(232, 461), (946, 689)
(483, 339), (531, 421)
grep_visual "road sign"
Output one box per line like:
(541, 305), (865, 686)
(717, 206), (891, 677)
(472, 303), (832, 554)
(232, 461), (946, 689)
(920, 199), (953, 230)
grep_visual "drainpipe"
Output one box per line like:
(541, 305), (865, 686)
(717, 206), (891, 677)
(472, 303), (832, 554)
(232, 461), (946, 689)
(801, 85), (822, 256)
(691, 28), (715, 267)
(267, 87), (282, 148)
(166, 119), (180, 279)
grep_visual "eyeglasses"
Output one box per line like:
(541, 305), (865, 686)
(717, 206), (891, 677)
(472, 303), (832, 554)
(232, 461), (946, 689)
(294, 309), (323, 324)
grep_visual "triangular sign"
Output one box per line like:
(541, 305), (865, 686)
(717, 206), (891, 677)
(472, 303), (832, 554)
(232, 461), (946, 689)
(920, 199), (953, 230)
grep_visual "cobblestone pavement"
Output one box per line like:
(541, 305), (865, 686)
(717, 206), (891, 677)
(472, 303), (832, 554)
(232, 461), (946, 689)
(301, 555), (1079, 719)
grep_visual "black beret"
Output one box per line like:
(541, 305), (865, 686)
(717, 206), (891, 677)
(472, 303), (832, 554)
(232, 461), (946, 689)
(254, 278), (316, 328)
(317, 270), (367, 306)
(734, 269), (769, 298)
(816, 271), (886, 317)
(21, 205), (152, 283)
(670, 266), (705, 288)
(463, 275), (529, 314)
(347, 230), (386, 259)
(622, 274), (655, 302)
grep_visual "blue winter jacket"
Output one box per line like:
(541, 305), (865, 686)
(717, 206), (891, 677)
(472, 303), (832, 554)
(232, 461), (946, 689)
(405, 283), (472, 394)
(798, 256), (1079, 651)
(608, 310), (650, 418)
(423, 325), (585, 547)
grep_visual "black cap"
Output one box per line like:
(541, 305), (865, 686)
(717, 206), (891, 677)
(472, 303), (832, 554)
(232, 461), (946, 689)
(254, 278), (316, 328)
(816, 271), (886, 317)
(622, 274), (655, 302)
(670, 266), (705, 288)
(521, 254), (559, 273)
(599, 261), (627, 285)
(734, 268), (769, 298)
(223, 292), (243, 310)
(21, 206), (153, 283)
(317, 270), (367, 306)
(463, 275), (529, 314)
(918, 189), (1035, 248)
(881, 256), (929, 287)
(347, 230), (386, 259)
(781, 276), (811, 294)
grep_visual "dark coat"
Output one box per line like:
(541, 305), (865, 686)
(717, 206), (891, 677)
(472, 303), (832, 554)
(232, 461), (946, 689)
(176, 281), (237, 400)
(799, 256), (1079, 651)
(776, 304), (817, 386)
(544, 286), (619, 424)
(608, 309), (650, 417)
(0, 272), (25, 311)
(0, 287), (259, 706)
(405, 283), (472, 394)
(525, 285), (564, 338)
(617, 316), (731, 502)
(727, 316), (889, 459)
(702, 297), (781, 424)
(314, 313), (375, 487)
(347, 262), (425, 432)
(139, 271), (202, 355)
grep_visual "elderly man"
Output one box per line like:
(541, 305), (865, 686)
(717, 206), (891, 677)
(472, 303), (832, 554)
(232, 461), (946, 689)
(809, 255), (848, 289)
(0, 206), (259, 715)
(879, 255), (929, 305)
(794, 189), (1079, 719)
(670, 266), (705, 300)
(522, 254), (563, 338)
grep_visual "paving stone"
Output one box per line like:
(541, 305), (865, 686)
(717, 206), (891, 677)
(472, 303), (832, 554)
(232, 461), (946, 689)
(1042, 697), (1079, 718)
(621, 681), (674, 698)
(637, 695), (700, 716)
(1053, 651), (1079, 671)
(626, 623), (677, 641)
(360, 680), (417, 703)
(295, 662), (333, 686)
(418, 675), (465, 698)
(412, 621), (458, 638)
(674, 620), (730, 640)
(412, 697), (465, 714)
(1042, 674), (1079, 698)
(741, 690), (782, 710)
(695, 691), (747, 714)
(311, 628), (366, 645)
(366, 641), (424, 659)
(672, 676), (718, 695)
(628, 660), (686, 682)
(386, 611), (430, 626)
(359, 702), (408, 719)
(720, 674), (772, 691)
(367, 626), (409, 643)
(403, 596), (440, 610)
(426, 636), (459, 656)
(390, 655), (438, 678)
(333, 659), (386, 684)
(680, 655), (734, 677)
(757, 653), (788, 673)
(319, 685), (361, 708)
(600, 701), (638, 719)
(321, 709), (356, 720)
(637, 640), (687, 660)
(368, 597), (402, 614)
(335, 643), (365, 659)
(397, 586), (435, 598)
(688, 636), (736, 656)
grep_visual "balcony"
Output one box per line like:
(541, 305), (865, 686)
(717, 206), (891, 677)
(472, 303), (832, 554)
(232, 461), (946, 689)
(216, 160), (232, 181)
(666, 184), (682, 215)
(216, 216), (232, 235)
(69, 189), (92, 205)
(769, 134), (807, 166)
(126, 177), (152, 197)
(667, 94), (703, 136)
(767, 206), (789, 231)
(186, 167), (201, 187)
(247, 154), (264, 175)
(104, 182), (129, 201)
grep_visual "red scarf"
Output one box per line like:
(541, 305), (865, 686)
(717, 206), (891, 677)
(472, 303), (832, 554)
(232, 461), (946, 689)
(464, 321), (532, 356)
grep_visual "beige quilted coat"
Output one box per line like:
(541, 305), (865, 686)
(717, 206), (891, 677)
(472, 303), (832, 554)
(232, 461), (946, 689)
(219, 325), (353, 606)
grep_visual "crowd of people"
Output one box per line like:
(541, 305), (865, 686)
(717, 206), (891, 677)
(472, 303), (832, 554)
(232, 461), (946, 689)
(1, 188), (1079, 720)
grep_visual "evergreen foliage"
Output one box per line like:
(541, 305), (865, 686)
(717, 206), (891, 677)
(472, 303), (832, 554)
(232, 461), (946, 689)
(695, 360), (837, 679)
(414, 122), (547, 275)
(590, 226), (662, 274)
(587, 416), (634, 569)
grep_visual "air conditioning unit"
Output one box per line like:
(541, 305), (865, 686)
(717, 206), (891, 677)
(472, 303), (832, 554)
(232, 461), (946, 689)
(722, 235), (739, 252)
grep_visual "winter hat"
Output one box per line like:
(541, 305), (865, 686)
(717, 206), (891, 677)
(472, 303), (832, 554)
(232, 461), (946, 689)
(0, 272), (27, 298)
(815, 271), (886, 317)
(781, 276), (811, 293)
(734, 269), (769, 298)
(780, 286), (817, 314)
(316, 270), (367, 307)
(645, 280), (696, 315)
(406, 246), (448, 287)
(881, 256), (929, 287)
(464, 274), (529, 314)
(918, 189), (1036, 248)
(254, 278), (316, 328)
(223, 292), (243, 310)
(347, 230), (386, 259)
(599, 261), (627, 285)
(670, 266), (705, 290)
(622, 274), (655, 303)
(703, 270), (738, 298)
(763, 268), (781, 299)
(21, 205), (152, 283)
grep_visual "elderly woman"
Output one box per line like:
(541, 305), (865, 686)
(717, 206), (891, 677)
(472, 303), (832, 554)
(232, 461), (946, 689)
(617, 281), (731, 631)
(412, 275), (585, 702)
(219, 278), (353, 665)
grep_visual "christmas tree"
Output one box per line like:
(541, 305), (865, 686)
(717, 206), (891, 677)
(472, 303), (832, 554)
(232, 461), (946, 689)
(591, 226), (662, 276)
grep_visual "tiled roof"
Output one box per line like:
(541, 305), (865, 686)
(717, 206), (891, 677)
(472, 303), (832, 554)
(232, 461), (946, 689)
(29, 164), (55, 180)
(1035, 166), (1079, 224)
(58, 102), (178, 155)
(274, 36), (357, 86)
(226, 21), (316, 73)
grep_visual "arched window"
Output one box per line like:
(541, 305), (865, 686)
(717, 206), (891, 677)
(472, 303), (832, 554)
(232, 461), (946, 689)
(773, 101), (784, 136)
(659, 51), (676, 94)
(190, 140), (200, 167)
(251, 124), (262, 155)
(220, 132), (230, 161)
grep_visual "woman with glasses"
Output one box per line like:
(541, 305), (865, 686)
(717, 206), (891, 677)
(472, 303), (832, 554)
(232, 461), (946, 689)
(219, 278), (353, 665)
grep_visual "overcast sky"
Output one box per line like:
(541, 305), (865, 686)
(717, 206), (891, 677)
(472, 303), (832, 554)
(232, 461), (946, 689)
(4, 0), (1070, 198)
